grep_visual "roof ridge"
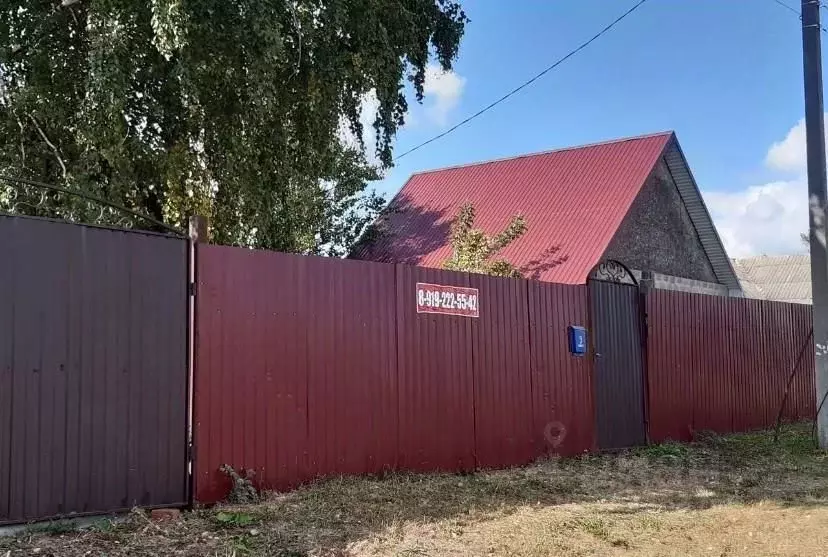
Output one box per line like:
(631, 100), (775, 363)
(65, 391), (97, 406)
(408, 131), (675, 176)
(732, 254), (809, 261)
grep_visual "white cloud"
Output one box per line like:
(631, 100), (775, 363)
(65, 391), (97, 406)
(336, 64), (465, 164)
(702, 116), (828, 257)
(338, 90), (382, 167)
(766, 118), (807, 173)
(422, 63), (466, 126)
(704, 179), (807, 258)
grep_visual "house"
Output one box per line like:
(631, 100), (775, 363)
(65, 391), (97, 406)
(354, 132), (743, 296)
(732, 254), (811, 304)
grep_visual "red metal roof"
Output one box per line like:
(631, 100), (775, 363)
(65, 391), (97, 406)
(356, 132), (674, 284)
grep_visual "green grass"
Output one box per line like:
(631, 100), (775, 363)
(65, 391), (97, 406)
(25, 520), (77, 536)
(572, 516), (610, 540)
(636, 440), (690, 460)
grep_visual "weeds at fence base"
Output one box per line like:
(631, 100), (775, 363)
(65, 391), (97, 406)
(2, 423), (826, 556)
(220, 464), (259, 504)
(25, 520), (77, 537)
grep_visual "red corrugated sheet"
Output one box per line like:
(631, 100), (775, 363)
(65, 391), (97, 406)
(194, 246), (398, 502)
(354, 133), (673, 284)
(395, 265), (477, 472)
(529, 281), (595, 456)
(194, 245), (595, 502)
(195, 243), (817, 504)
(646, 290), (815, 443)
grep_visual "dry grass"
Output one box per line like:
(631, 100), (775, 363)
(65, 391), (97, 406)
(2, 423), (827, 556)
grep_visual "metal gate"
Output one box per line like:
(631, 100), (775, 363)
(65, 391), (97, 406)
(0, 215), (189, 524)
(588, 279), (646, 450)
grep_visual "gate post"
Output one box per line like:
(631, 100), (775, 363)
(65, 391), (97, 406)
(187, 215), (208, 505)
(639, 271), (653, 445)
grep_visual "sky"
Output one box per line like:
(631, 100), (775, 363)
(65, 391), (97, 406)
(364, 0), (822, 258)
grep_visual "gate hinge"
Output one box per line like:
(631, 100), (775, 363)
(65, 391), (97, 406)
(188, 282), (196, 296)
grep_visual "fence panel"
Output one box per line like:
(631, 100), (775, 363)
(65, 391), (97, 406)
(647, 289), (815, 443)
(395, 265), (477, 472)
(467, 273), (534, 468)
(195, 248), (600, 502)
(528, 282), (594, 456)
(194, 246), (398, 502)
(0, 215), (188, 524)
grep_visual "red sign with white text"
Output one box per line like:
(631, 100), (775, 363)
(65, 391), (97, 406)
(416, 282), (480, 318)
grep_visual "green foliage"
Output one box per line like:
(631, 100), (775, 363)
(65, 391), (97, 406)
(26, 520), (77, 536)
(636, 441), (690, 461)
(229, 533), (255, 554)
(573, 517), (609, 540)
(0, 0), (467, 254)
(214, 511), (257, 528)
(443, 203), (527, 277)
(90, 518), (116, 533)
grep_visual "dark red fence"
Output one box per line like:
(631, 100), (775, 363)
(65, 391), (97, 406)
(647, 290), (815, 442)
(194, 245), (593, 502)
(194, 244), (818, 504)
(0, 214), (818, 520)
(528, 281), (595, 456)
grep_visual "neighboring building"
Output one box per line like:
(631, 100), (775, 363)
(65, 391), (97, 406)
(731, 255), (811, 304)
(354, 131), (743, 296)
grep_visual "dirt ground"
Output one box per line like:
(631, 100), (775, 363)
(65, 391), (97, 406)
(2, 423), (826, 556)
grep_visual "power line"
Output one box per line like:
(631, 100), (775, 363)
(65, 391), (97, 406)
(394, 0), (652, 161)
(772, 0), (800, 16)
(772, 0), (828, 31)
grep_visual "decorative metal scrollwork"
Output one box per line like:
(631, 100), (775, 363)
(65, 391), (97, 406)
(0, 176), (185, 236)
(590, 259), (637, 285)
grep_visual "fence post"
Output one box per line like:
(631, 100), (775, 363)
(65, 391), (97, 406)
(187, 215), (208, 505)
(639, 271), (653, 444)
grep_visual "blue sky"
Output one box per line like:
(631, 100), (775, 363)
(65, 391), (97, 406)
(369, 0), (818, 257)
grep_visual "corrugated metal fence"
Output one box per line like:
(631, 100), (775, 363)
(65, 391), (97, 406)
(647, 289), (815, 442)
(0, 215), (189, 524)
(194, 245), (594, 502)
(194, 244), (816, 503)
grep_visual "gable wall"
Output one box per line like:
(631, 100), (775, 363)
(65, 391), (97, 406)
(601, 158), (719, 284)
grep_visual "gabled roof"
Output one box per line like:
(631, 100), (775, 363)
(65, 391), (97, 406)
(731, 255), (811, 304)
(355, 132), (740, 289)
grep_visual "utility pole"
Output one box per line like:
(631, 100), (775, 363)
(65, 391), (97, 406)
(802, 0), (828, 448)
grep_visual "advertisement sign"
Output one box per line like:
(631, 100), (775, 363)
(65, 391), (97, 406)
(416, 282), (480, 318)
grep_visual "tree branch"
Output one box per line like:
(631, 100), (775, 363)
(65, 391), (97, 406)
(8, 103), (28, 170)
(288, 1), (302, 76)
(28, 114), (67, 179)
